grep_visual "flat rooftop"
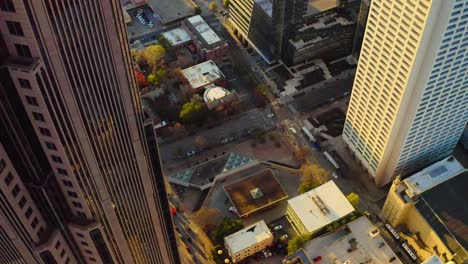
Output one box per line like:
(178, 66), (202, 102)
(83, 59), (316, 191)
(403, 156), (464, 196)
(421, 255), (444, 264)
(161, 28), (191, 46)
(224, 220), (273, 255)
(255, 0), (273, 17)
(416, 170), (468, 261)
(306, 0), (336, 16)
(282, 249), (312, 264)
(287, 181), (354, 233)
(303, 216), (403, 264)
(224, 169), (288, 216)
(148, 0), (194, 24)
(186, 15), (222, 46)
(169, 153), (255, 186)
(181, 60), (224, 89)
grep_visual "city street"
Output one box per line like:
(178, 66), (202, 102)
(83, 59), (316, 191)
(159, 108), (276, 164)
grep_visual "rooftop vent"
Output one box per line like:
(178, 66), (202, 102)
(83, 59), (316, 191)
(250, 188), (264, 199)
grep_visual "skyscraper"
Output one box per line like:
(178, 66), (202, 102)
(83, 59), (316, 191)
(0, 0), (179, 263)
(343, 0), (468, 186)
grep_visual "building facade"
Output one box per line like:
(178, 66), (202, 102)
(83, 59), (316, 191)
(343, 0), (468, 186)
(0, 0), (179, 263)
(381, 156), (467, 263)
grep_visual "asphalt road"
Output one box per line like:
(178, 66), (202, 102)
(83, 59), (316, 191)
(159, 108), (275, 164)
(290, 76), (354, 113)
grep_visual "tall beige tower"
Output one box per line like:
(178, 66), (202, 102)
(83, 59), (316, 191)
(343, 0), (468, 186)
(0, 0), (179, 263)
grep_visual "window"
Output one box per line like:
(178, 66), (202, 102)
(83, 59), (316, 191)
(81, 241), (89, 246)
(6, 21), (23, 36)
(25, 95), (38, 106)
(76, 232), (84, 238)
(0, 159), (5, 173)
(57, 168), (68, 176)
(45, 142), (57, 150)
(14, 44), (32, 57)
(51, 155), (62, 164)
(18, 196), (27, 208)
(39, 127), (51, 137)
(60, 249), (65, 258)
(31, 217), (38, 229)
(55, 241), (61, 249)
(25, 207), (32, 219)
(32, 112), (45, 122)
(0, 0), (15, 12)
(68, 191), (78, 198)
(18, 78), (31, 89)
(12, 185), (20, 197)
(65, 258), (70, 264)
(72, 201), (82, 208)
(37, 227), (44, 238)
(4, 173), (13, 186)
(62, 180), (73, 187)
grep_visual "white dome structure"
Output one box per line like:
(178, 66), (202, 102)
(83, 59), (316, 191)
(203, 85), (230, 102)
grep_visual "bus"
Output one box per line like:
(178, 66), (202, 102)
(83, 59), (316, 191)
(301, 127), (316, 143)
(323, 151), (340, 170)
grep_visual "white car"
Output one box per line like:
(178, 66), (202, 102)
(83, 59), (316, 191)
(267, 113), (274, 118)
(186, 150), (196, 157)
(262, 250), (268, 258)
(273, 225), (283, 231)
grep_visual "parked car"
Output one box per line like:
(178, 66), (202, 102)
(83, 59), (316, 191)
(170, 207), (177, 215)
(186, 150), (196, 157)
(262, 249), (268, 258)
(267, 113), (274, 118)
(280, 234), (289, 240)
(273, 224), (283, 231)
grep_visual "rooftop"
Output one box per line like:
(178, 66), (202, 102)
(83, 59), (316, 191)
(282, 249), (312, 264)
(186, 15), (222, 46)
(224, 220), (273, 255)
(287, 181), (354, 233)
(421, 255), (445, 264)
(255, 0), (273, 17)
(161, 28), (191, 46)
(416, 170), (468, 261)
(224, 169), (288, 216)
(306, 0), (336, 16)
(181, 60), (225, 89)
(303, 216), (402, 264)
(169, 153), (255, 186)
(403, 156), (464, 197)
(203, 84), (231, 102)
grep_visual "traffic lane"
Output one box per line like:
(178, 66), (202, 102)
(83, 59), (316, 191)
(159, 109), (274, 162)
(291, 77), (354, 113)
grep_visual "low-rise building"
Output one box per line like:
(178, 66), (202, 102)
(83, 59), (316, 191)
(181, 60), (225, 91)
(224, 220), (273, 263)
(203, 84), (238, 110)
(299, 216), (402, 264)
(381, 156), (467, 263)
(184, 15), (229, 62)
(286, 181), (354, 235)
(161, 28), (192, 48)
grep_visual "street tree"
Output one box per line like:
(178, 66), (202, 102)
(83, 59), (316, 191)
(223, 0), (230, 7)
(255, 83), (268, 96)
(191, 208), (222, 229)
(287, 233), (312, 254)
(194, 5), (202, 14)
(158, 35), (172, 51)
(179, 101), (206, 123)
(142, 45), (165, 68)
(211, 218), (244, 245)
(295, 147), (310, 163)
(194, 136), (208, 150)
(297, 181), (320, 194)
(135, 71), (148, 88)
(148, 68), (167, 86)
(209, 2), (218, 11)
(346, 192), (360, 208)
(299, 164), (328, 184)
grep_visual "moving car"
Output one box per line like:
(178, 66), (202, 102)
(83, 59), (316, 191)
(186, 150), (196, 157)
(273, 224), (283, 231)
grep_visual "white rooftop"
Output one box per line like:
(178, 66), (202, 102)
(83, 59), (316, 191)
(187, 15), (222, 46)
(403, 156), (464, 196)
(161, 28), (191, 46)
(421, 255), (445, 264)
(182, 60), (224, 89)
(303, 216), (403, 264)
(203, 85), (230, 102)
(288, 181), (354, 233)
(224, 220), (273, 255)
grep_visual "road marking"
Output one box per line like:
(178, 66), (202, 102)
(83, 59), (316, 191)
(227, 78), (238, 82)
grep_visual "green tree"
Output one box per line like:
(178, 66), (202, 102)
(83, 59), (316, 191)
(179, 101), (206, 122)
(297, 181), (320, 194)
(223, 0), (230, 7)
(209, 2), (218, 11)
(346, 192), (360, 208)
(158, 35), (172, 51)
(299, 164), (328, 184)
(211, 218), (244, 245)
(147, 68), (167, 86)
(142, 45), (165, 68)
(194, 5), (202, 14)
(191, 208), (222, 229)
(287, 233), (311, 254)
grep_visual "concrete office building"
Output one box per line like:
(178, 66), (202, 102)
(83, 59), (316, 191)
(343, 0), (468, 186)
(0, 0), (179, 263)
(381, 156), (467, 263)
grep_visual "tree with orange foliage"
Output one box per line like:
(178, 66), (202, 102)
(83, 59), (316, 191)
(135, 72), (147, 88)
